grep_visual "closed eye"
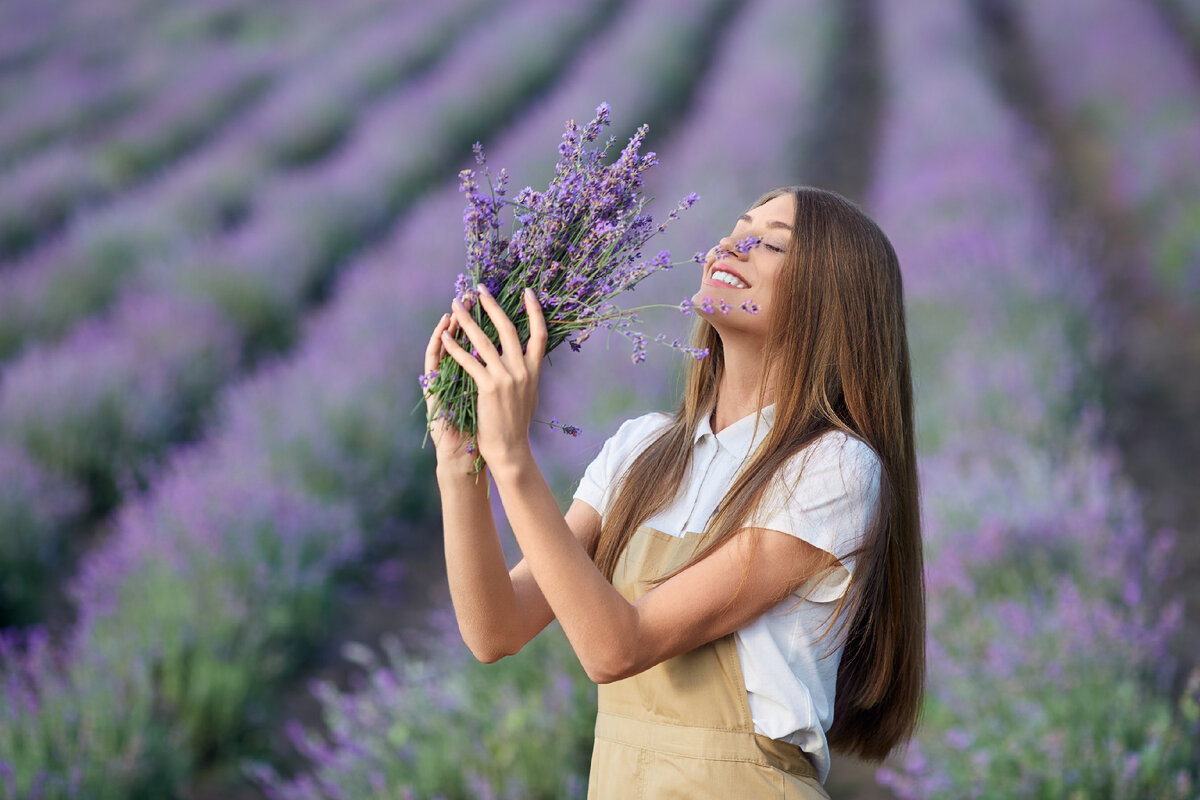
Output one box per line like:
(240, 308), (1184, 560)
(764, 242), (785, 253)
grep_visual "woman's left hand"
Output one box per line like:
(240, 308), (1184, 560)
(440, 284), (547, 473)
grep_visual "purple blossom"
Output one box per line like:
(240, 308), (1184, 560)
(432, 103), (699, 459)
(734, 235), (761, 253)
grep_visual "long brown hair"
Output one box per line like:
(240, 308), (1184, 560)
(592, 186), (924, 760)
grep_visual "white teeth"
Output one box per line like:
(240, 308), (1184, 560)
(711, 269), (748, 288)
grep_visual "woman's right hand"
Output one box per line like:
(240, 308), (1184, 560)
(422, 304), (477, 474)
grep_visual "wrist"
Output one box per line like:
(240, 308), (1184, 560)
(486, 446), (536, 489)
(436, 459), (487, 488)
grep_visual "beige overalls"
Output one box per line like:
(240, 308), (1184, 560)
(587, 525), (832, 799)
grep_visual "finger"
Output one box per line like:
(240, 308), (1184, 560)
(523, 287), (548, 376)
(450, 297), (504, 372)
(440, 328), (490, 386)
(424, 313), (451, 378)
(423, 314), (453, 418)
(474, 284), (524, 369)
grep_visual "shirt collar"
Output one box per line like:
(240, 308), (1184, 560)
(693, 402), (776, 452)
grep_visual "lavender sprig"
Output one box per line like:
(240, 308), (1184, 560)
(422, 103), (724, 469)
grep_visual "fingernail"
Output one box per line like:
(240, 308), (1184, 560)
(451, 298), (461, 310)
(477, 283), (489, 294)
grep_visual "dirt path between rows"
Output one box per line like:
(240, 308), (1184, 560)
(971, 0), (1200, 684)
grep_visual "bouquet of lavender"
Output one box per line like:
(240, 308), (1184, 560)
(420, 103), (717, 466)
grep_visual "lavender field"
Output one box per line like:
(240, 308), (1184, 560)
(1, 1), (1198, 797)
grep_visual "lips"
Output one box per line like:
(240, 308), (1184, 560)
(707, 262), (751, 288)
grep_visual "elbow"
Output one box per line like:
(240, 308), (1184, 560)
(462, 631), (522, 665)
(582, 650), (639, 685)
(467, 641), (517, 664)
(463, 633), (520, 666)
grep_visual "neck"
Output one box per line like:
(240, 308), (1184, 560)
(710, 332), (772, 434)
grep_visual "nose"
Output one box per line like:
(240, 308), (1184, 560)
(712, 234), (748, 261)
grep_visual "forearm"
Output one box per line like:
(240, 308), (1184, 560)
(437, 464), (526, 661)
(491, 452), (640, 683)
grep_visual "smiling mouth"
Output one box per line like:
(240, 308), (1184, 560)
(707, 267), (750, 289)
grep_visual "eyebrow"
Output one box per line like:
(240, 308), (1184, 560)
(738, 213), (794, 231)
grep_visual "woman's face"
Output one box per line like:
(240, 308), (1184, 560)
(693, 192), (796, 338)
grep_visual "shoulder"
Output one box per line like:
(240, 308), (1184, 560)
(602, 410), (673, 463)
(612, 410), (673, 444)
(805, 431), (881, 478)
(585, 410), (672, 470)
(775, 430), (882, 503)
(575, 410), (673, 505)
(747, 430), (882, 574)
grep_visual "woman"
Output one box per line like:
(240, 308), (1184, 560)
(424, 186), (924, 798)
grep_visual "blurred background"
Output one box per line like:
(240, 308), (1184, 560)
(0, 0), (1197, 797)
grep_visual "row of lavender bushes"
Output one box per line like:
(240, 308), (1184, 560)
(868, 1), (1198, 796)
(0, 0), (492, 360)
(0, 0), (383, 165)
(0, 0), (394, 262)
(0, 0), (616, 628)
(0, 0), (723, 794)
(247, 0), (843, 796)
(0, 0), (183, 165)
(1014, 0), (1200, 308)
(0, 0), (322, 218)
(0, 49), (271, 261)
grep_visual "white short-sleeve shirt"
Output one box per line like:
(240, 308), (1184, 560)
(572, 404), (882, 784)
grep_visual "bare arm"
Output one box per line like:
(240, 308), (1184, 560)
(425, 299), (603, 662)
(438, 461), (601, 661)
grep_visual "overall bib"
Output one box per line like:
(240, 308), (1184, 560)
(587, 525), (831, 799)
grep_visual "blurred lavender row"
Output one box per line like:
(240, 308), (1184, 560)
(1016, 0), (1200, 304)
(0, 0), (511, 627)
(0, 0), (380, 167)
(0, 49), (273, 261)
(0, 0), (640, 794)
(0, 0), (398, 262)
(0, 0), (492, 356)
(0, 0), (171, 133)
(252, 0), (841, 795)
(868, 0), (1197, 796)
(0, 0), (259, 164)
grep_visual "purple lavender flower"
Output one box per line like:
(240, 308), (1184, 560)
(429, 104), (699, 466)
(734, 235), (761, 253)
